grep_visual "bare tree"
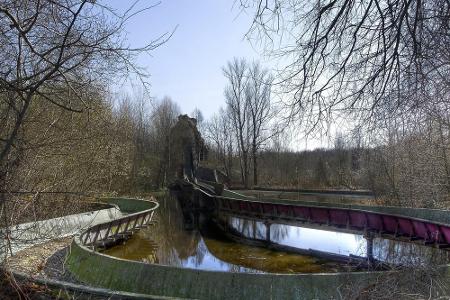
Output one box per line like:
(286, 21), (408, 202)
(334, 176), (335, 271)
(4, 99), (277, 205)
(222, 58), (274, 187)
(151, 96), (181, 188)
(205, 107), (234, 179)
(239, 0), (450, 131)
(191, 108), (204, 124)
(0, 1), (171, 291)
(246, 61), (273, 186)
(0, 0), (170, 190)
(223, 58), (251, 187)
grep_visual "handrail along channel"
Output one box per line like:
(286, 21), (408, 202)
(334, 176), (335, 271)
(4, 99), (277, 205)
(192, 182), (450, 248)
(79, 199), (159, 249)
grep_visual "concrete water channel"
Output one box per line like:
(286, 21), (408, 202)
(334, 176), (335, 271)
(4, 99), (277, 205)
(64, 189), (450, 299)
(103, 193), (450, 274)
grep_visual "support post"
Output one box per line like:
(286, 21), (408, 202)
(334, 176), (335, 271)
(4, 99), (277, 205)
(265, 221), (271, 243)
(365, 232), (374, 265)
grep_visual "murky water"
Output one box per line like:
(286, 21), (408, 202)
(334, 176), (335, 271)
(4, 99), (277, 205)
(226, 217), (450, 266)
(102, 194), (450, 273)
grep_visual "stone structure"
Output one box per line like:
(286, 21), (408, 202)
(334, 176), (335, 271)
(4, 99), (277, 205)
(168, 115), (207, 181)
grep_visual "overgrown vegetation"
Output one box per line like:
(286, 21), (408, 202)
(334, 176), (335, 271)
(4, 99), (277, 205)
(1, 0), (450, 298)
(200, 0), (450, 210)
(206, 119), (450, 208)
(0, 1), (176, 294)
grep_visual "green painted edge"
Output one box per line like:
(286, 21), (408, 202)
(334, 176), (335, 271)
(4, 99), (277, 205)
(67, 237), (378, 299)
(218, 189), (450, 225)
(66, 197), (450, 299)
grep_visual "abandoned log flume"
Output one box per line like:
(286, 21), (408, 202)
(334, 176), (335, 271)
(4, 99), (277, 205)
(3, 197), (167, 299)
(79, 199), (158, 250)
(57, 179), (450, 299)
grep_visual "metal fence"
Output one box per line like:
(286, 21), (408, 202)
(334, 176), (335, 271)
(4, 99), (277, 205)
(79, 200), (159, 249)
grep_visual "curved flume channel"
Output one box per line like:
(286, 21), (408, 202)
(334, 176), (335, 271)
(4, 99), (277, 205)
(101, 194), (450, 273)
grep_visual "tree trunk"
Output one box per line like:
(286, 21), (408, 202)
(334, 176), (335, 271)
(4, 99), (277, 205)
(438, 120), (450, 194)
(242, 151), (249, 188)
(252, 143), (258, 186)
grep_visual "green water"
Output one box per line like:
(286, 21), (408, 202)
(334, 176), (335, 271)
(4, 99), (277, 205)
(102, 193), (450, 273)
(102, 194), (359, 273)
(103, 228), (351, 273)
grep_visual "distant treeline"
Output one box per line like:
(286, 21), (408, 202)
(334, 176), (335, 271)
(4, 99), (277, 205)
(205, 122), (450, 209)
(3, 92), (182, 195)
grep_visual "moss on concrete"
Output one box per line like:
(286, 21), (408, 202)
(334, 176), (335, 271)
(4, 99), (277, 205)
(67, 239), (378, 299)
(66, 196), (450, 300)
(100, 197), (157, 214)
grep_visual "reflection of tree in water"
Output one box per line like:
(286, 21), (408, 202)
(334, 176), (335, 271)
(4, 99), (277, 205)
(352, 234), (367, 257)
(187, 237), (208, 268)
(373, 238), (450, 266)
(139, 193), (207, 267)
(227, 217), (289, 241)
(107, 194), (450, 275)
(226, 215), (450, 269)
(227, 217), (265, 239)
(202, 235), (337, 273)
(270, 223), (290, 242)
(101, 230), (160, 263)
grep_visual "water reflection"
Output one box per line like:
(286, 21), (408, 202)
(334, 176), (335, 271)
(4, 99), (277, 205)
(227, 217), (367, 257)
(102, 194), (450, 273)
(372, 238), (450, 266)
(227, 217), (450, 267)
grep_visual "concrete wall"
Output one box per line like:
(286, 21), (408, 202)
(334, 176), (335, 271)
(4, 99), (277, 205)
(0, 197), (157, 261)
(66, 197), (450, 299)
(67, 238), (379, 299)
(249, 187), (374, 196)
(1, 201), (122, 261)
(100, 197), (157, 214)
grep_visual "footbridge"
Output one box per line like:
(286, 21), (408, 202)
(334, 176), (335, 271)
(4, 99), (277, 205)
(171, 175), (450, 251)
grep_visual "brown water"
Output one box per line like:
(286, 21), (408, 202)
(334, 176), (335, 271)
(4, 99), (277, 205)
(102, 194), (450, 273)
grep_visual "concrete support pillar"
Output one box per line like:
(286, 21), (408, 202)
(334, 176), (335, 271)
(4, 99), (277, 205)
(365, 232), (374, 264)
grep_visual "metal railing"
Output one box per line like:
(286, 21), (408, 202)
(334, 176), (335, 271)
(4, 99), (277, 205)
(210, 195), (450, 248)
(79, 200), (159, 249)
